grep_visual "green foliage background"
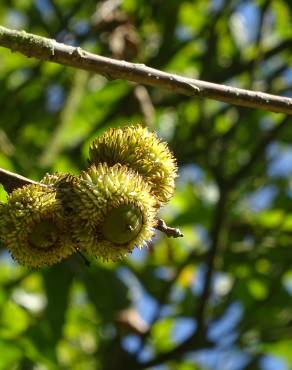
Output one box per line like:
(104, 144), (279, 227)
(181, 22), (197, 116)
(0, 0), (291, 369)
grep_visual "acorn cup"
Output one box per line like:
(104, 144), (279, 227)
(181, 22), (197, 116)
(89, 125), (177, 205)
(0, 183), (74, 268)
(0, 126), (178, 267)
(62, 163), (157, 261)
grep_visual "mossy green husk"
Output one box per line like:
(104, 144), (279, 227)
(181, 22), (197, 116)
(89, 125), (177, 205)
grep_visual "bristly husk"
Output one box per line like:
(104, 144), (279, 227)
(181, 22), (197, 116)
(64, 163), (157, 261)
(0, 183), (74, 268)
(41, 172), (77, 214)
(89, 125), (177, 205)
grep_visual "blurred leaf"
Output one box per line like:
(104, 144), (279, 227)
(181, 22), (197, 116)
(0, 339), (22, 370)
(0, 300), (30, 338)
(25, 262), (74, 363)
(42, 263), (74, 342)
(247, 279), (268, 301)
(81, 265), (130, 321)
(264, 340), (292, 365)
(151, 317), (174, 352)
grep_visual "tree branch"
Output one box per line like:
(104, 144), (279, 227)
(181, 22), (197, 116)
(156, 219), (183, 238)
(0, 26), (291, 114)
(0, 168), (42, 193)
(138, 189), (227, 369)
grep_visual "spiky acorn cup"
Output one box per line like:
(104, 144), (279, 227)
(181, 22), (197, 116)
(65, 163), (157, 261)
(40, 172), (76, 214)
(0, 183), (74, 268)
(89, 125), (177, 205)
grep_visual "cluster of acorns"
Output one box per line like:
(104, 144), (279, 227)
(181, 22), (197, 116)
(0, 126), (177, 267)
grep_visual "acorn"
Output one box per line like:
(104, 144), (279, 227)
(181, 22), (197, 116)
(0, 183), (74, 268)
(66, 163), (157, 260)
(89, 125), (177, 205)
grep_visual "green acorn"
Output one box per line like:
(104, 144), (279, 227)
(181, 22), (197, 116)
(0, 184), (74, 268)
(66, 163), (157, 261)
(89, 125), (177, 205)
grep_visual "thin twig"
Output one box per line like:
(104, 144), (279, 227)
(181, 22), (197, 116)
(0, 26), (291, 114)
(0, 167), (43, 193)
(138, 190), (227, 369)
(193, 191), (227, 326)
(156, 218), (183, 238)
(75, 248), (91, 267)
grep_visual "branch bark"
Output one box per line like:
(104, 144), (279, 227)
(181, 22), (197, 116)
(0, 168), (42, 193)
(0, 26), (291, 114)
(156, 218), (183, 238)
